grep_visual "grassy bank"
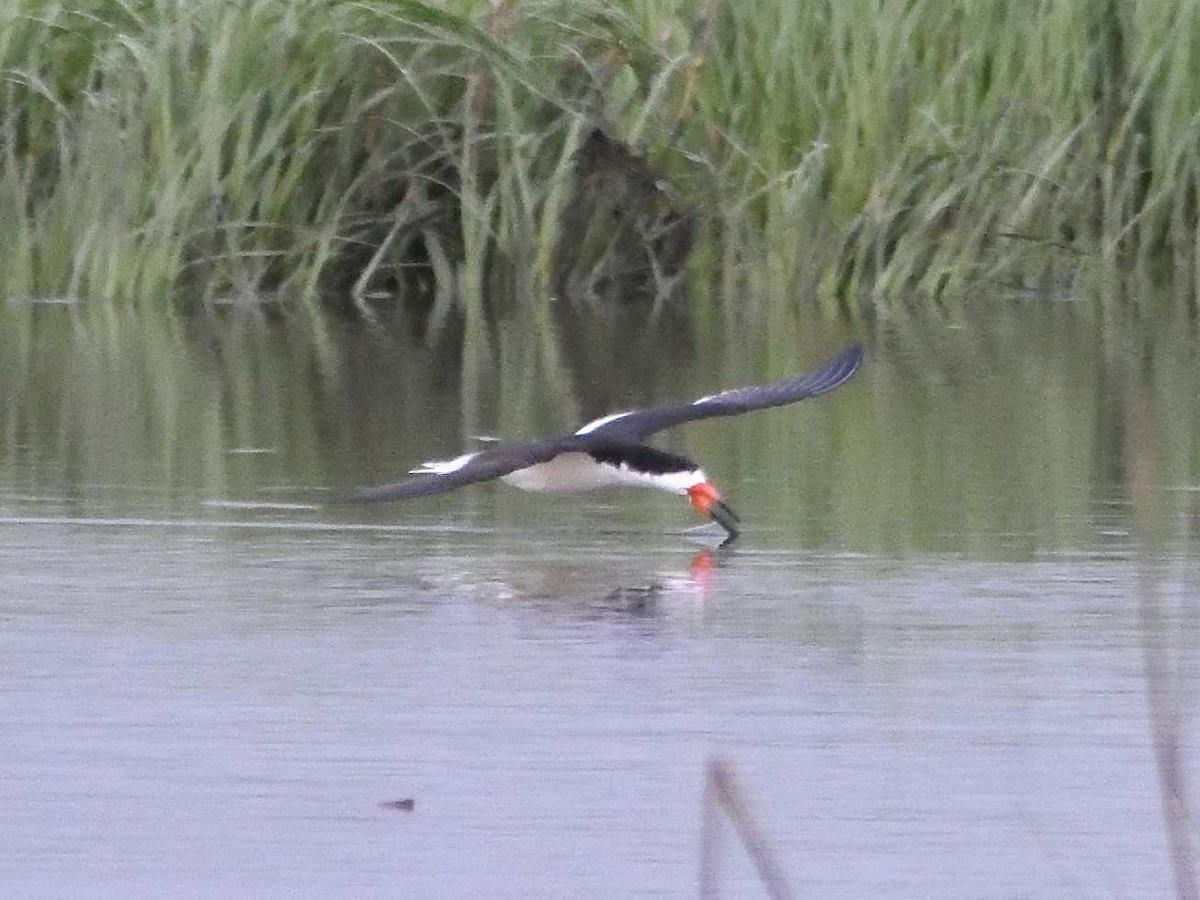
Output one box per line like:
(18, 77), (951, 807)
(3, 0), (1200, 322)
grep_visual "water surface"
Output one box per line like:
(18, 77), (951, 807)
(1, 301), (1197, 897)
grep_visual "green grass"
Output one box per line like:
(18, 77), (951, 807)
(3, 0), (1200, 325)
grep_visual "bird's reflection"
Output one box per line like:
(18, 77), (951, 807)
(433, 541), (737, 621)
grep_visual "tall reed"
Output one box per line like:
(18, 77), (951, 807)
(3, 0), (1199, 326)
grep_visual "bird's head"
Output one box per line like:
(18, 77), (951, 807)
(687, 481), (740, 542)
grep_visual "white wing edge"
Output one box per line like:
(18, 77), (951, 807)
(408, 451), (479, 475)
(574, 411), (633, 436)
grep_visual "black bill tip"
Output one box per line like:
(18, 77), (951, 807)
(709, 498), (740, 542)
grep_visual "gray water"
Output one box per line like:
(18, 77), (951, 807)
(1, 305), (1198, 897)
(2, 503), (1195, 897)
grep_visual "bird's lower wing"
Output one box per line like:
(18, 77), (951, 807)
(334, 437), (578, 503)
(582, 343), (863, 442)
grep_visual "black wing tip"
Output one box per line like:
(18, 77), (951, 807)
(835, 342), (865, 371)
(809, 341), (864, 395)
(329, 481), (425, 505)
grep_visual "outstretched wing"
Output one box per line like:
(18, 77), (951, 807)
(577, 343), (864, 442)
(338, 436), (580, 503)
(338, 344), (863, 504)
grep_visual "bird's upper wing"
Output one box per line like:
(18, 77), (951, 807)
(338, 436), (581, 503)
(576, 343), (864, 442)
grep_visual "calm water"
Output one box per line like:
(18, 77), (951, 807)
(0, 301), (1197, 897)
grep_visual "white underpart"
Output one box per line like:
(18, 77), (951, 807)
(409, 451), (479, 475)
(574, 411), (633, 435)
(501, 453), (706, 495)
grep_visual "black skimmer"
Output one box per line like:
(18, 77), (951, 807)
(344, 343), (863, 544)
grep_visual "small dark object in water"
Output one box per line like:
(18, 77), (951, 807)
(379, 798), (415, 812)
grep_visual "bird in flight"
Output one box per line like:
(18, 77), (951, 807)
(343, 344), (863, 544)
